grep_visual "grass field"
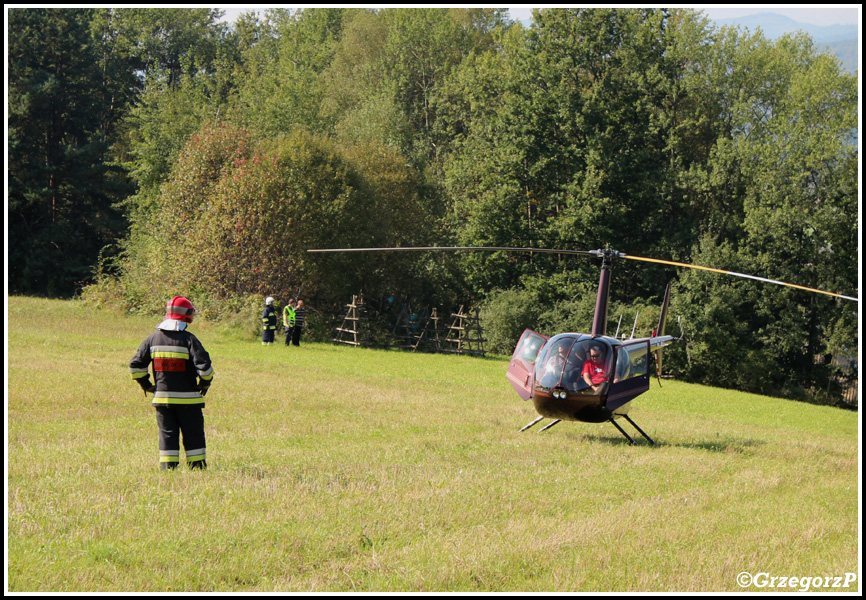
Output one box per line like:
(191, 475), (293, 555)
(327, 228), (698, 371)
(6, 296), (861, 592)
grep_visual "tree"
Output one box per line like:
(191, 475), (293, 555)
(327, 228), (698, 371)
(111, 8), (227, 88)
(8, 8), (129, 296)
(228, 8), (346, 140)
(440, 8), (688, 301)
(113, 124), (437, 309)
(672, 31), (858, 401)
(123, 66), (230, 195)
(107, 8), (238, 191)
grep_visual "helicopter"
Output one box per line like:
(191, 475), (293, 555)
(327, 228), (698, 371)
(307, 246), (858, 445)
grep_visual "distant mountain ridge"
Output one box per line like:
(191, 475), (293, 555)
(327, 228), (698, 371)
(712, 12), (858, 73)
(712, 12), (858, 43)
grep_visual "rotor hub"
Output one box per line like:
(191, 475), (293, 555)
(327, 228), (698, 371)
(590, 248), (625, 267)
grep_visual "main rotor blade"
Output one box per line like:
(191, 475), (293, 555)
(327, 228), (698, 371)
(622, 254), (858, 302)
(308, 246), (596, 257)
(306, 246), (858, 302)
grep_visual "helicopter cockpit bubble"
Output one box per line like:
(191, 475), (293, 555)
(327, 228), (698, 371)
(562, 344), (585, 392)
(565, 340), (597, 393)
(536, 337), (574, 391)
(534, 336), (619, 395)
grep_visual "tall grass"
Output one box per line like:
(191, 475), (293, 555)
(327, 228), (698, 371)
(6, 297), (860, 592)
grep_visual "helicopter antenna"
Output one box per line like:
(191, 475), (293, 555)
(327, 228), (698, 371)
(614, 314), (624, 339)
(630, 311), (640, 340)
(678, 316), (692, 365)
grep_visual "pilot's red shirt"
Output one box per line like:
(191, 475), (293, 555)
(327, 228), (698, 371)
(582, 361), (607, 384)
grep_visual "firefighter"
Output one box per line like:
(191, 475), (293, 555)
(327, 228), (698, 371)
(262, 296), (277, 345)
(129, 296), (214, 470)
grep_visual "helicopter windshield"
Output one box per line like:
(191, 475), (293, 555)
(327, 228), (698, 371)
(535, 337), (574, 391)
(534, 338), (613, 394)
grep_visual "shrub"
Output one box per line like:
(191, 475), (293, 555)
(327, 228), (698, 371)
(479, 288), (539, 354)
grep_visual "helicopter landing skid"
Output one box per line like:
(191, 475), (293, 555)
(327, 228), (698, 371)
(519, 416), (545, 432)
(519, 416), (564, 433)
(609, 415), (656, 446)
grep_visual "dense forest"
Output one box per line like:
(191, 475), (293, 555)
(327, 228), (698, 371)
(7, 8), (859, 405)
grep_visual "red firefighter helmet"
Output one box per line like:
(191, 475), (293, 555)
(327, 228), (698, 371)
(166, 296), (197, 323)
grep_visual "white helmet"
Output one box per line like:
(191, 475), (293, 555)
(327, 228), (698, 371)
(265, 296), (275, 305)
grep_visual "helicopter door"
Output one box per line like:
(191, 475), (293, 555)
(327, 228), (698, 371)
(606, 340), (651, 412)
(507, 329), (549, 400)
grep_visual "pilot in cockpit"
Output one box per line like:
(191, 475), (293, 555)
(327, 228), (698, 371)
(582, 343), (609, 393)
(543, 343), (568, 375)
(538, 343), (568, 389)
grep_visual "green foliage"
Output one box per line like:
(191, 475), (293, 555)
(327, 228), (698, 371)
(10, 7), (858, 404)
(193, 129), (371, 299)
(479, 288), (538, 354)
(440, 9), (698, 299)
(438, 9), (857, 404)
(124, 70), (227, 192)
(321, 10), (409, 151)
(103, 8), (228, 88)
(663, 31), (859, 400)
(8, 8), (130, 297)
(227, 8), (348, 140)
(95, 9), (235, 189)
(105, 123), (438, 318)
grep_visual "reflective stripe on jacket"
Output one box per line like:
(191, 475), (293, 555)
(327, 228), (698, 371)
(262, 306), (277, 330)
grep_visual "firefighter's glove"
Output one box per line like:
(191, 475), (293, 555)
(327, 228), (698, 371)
(198, 382), (211, 397)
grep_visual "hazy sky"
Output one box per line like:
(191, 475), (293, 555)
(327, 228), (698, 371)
(216, 5), (860, 27)
(508, 6), (859, 26)
(684, 5), (859, 26)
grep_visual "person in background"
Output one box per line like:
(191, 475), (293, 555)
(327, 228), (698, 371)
(262, 296), (277, 345)
(283, 298), (296, 346)
(291, 300), (306, 347)
(129, 296), (214, 470)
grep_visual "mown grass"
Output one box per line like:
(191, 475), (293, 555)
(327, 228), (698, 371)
(6, 297), (860, 592)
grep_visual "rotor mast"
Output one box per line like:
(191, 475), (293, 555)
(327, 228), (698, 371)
(590, 249), (624, 337)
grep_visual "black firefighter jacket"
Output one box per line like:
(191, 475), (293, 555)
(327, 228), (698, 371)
(129, 329), (214, 406)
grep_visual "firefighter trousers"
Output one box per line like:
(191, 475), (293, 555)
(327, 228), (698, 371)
(155, 405), (206, 469)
